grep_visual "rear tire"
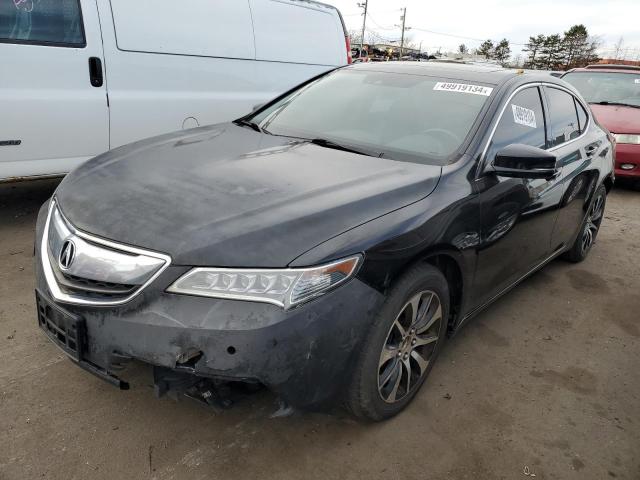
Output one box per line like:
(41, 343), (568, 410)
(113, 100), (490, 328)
(347, 264), (449, 421)
(563, 184), (606, 263)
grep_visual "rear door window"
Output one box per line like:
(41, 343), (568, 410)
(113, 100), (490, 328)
(545, 87), (581, 147)
(487, 87), (547, 160)
(109, 0), (254, 59)
(0, 0), (85, 46)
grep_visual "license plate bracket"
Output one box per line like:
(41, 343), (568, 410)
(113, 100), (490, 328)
(35, 290), (86, 362)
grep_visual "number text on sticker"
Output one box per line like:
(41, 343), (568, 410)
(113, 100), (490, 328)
(433, 82), (493, 96)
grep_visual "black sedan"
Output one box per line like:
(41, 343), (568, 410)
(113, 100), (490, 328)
(35, 63), (614, 420)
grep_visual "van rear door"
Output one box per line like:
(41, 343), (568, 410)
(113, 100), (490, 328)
(250, 0), (347, 66)
(0, 0), (108, 179)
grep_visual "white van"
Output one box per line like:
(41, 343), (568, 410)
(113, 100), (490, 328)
(0, 0), (350, 181)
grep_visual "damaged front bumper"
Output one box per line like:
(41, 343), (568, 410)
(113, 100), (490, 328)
(34, 204), (384, 409)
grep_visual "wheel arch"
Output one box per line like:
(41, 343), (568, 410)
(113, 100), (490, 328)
(383, 247), (468, 336)
(423, 252), (464, 335)
(603, 174), (614, 193)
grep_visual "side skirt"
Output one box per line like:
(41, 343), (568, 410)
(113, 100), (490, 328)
(452, 246), (566, 334)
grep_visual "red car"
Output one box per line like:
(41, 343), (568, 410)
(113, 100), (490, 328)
(563, 65), (640, 183)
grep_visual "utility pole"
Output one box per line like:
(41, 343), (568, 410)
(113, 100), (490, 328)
(396, 7), (411, 59)
(357, 1), (368, 51)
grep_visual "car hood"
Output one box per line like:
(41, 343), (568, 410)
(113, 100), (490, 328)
(55, 124), (442, 267)
(590, 104), (640, 134)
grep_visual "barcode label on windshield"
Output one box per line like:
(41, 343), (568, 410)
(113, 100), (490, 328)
(433, 82), (493, 96)
(512, 104), (537, 128)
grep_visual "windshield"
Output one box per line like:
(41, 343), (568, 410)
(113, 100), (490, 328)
(250, 69), (494, 165)
(563, 71), (640, 107)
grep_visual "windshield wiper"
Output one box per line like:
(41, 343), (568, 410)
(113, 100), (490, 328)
(590, 101), (640, 109)
(307, 138), (377, 157)
(234, 118), (270, 133)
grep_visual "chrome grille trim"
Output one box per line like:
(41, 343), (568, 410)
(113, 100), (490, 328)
(41, 200), (172, 306)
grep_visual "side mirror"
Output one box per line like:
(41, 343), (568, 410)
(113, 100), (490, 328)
(492, 144), (558, 180)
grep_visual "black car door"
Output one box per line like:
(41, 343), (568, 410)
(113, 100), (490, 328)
(471, 85), (564, 308)
(543, 86), (605, 250)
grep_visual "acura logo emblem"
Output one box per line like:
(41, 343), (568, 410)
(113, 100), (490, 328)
(59, 240), (76, 270)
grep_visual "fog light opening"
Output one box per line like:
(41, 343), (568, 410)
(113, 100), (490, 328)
(227, 346), (237, 355)
(175, 349), (203, 369)
(620, 163), (636, 170)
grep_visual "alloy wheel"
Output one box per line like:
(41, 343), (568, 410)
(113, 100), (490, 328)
(581, 192), (604, 254)
(378, 290), (443, 403)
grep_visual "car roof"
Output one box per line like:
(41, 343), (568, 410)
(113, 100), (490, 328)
(568, 64), (640, 74)
(344, 61), (561, 87)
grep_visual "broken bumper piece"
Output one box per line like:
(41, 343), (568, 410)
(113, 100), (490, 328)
(34, 263), (383, 409)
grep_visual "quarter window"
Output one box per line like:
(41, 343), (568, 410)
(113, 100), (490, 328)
(545, 88), (581, 147)
(575, 99), (589, 133)
(487, 87), (546, 160)
(0, 0), (85, 46)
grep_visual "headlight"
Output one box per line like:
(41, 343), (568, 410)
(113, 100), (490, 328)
(167, 255), (362, 309)
(613, 133), (640, 145)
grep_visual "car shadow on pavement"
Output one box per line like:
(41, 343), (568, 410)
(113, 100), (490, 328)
(0, 178), (61, 227)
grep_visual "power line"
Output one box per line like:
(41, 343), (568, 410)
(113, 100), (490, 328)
(347, 14), (530, 47)
(409, 27), (527, 46)
(367, 13), (398, 31)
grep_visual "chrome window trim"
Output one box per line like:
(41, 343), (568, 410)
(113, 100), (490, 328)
(41, 200), (172, 306)
(478, 82), (593, 175)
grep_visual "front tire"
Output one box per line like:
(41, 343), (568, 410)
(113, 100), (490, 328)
(563, 184), (606, 263)
(347, 264), (449, 421)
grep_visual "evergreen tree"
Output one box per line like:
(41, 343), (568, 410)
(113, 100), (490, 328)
(493, 39), (511, 65)
(541, 34), (564, 69)
(563, 24), (589, 69)
(477, 39), (494, 59)
(524, 25), (601, 71)
(523, 34), (546, 69)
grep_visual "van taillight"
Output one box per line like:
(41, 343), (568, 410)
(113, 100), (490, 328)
(345, 36), (352, 64)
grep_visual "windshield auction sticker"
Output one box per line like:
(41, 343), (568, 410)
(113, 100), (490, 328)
(511, 104), (537, 128)
(433, 82), (493, 96)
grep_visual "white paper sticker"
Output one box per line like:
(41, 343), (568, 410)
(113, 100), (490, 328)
(512, 104), (537, 128)
(433, 82), (493, 96)
(635, 79), (640, 84)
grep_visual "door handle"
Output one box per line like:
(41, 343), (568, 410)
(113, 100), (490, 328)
(88, 57), (103, 87)
(585, 141), (601, 159)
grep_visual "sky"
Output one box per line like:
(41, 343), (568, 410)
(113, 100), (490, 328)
(325, 0), (640, 60)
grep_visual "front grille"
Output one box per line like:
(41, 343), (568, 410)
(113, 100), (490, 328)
(42, 200), (170, 305)
(48, 250), (139, 301)
(60, 273), (138, 299)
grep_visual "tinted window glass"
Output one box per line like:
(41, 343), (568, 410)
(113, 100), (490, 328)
(252, 70), (493, 165)
(546, 88), (581, 147)
(575, 99), (588, 133)
(0, 0), (84, 46)
(487, 87), (546, 160)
